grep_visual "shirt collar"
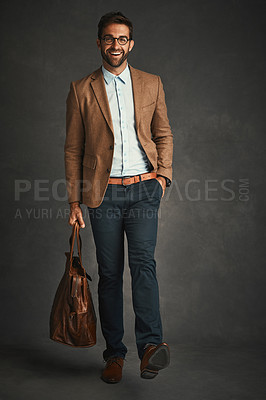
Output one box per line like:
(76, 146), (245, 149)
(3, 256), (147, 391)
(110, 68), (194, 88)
(102, 63), (130, 85)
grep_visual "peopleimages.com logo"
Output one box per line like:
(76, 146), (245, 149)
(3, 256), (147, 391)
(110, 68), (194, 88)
(13, 177), (250, 220)
(14, 178), (250, 202)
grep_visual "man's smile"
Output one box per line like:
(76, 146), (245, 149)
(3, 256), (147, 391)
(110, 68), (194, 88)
(108, 51), (123, 56)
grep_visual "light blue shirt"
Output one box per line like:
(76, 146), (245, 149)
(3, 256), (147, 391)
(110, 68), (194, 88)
(101, 64), (152, 177)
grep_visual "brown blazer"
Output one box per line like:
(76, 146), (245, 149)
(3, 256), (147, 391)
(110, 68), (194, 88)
(64, 64), (173, 208)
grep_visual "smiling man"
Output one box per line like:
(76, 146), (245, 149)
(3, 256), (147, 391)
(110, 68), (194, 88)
(98, 24), (133, 69)
(64, 11), (173, 383)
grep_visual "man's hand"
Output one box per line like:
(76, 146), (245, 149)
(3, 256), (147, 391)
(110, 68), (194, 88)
(155, 176), (166, 198)
(68, 202), (85, 228)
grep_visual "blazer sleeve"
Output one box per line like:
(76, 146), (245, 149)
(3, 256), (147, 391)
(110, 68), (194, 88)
(64, 81), (85, 203)
(151, 76), (173, 185)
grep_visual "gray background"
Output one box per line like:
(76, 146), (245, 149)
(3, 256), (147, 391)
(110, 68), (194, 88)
(1, 0), (266, 352)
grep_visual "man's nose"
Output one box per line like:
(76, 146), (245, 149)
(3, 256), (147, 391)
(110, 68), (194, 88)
(112, 38), (120, 49)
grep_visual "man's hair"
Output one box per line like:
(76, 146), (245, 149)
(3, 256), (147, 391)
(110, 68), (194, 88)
(98, 11), (133, 40)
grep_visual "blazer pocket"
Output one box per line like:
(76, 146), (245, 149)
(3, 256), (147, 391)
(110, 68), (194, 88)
(82, 154), (97, 170)
(142, 101), (155, 109)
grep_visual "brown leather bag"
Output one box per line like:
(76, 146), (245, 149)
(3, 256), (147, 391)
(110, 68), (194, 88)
(50, 221), (97, 347)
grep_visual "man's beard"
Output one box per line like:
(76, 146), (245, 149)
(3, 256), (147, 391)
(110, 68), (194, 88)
(101, 47), (129, 68)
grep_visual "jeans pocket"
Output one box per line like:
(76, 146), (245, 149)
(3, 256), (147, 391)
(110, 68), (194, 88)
(154, 178), (163, 198)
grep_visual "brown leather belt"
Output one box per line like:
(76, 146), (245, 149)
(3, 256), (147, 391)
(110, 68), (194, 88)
(108, 172), (157, 185)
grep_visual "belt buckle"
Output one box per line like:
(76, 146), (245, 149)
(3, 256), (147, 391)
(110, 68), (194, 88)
(122, 176), (131, 186)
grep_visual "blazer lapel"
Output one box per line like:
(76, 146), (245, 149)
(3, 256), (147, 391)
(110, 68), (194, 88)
(90, 67), (114, 137)
(90, 64), (143, 136)
(128, 64), (143, 132)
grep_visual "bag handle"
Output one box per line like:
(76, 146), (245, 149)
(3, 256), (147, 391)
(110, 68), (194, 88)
(69, 221), (85, 275)
(68, 222), (92, 281)
(69, 221), (82, 259)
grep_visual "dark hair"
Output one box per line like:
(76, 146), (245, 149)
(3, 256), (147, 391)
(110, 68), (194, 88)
(98, 11), (133, 39)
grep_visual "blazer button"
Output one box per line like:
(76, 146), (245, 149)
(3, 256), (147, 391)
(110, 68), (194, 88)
(109, 145), (114, 150)
(106, 168), (110, 173)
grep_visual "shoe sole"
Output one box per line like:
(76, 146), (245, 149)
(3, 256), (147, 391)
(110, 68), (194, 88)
(101, 375), (121, 384)
(141, 344), (170, 379)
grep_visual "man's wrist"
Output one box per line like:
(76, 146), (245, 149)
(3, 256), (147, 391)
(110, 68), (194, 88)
(157, 175), (171, 187)
(70, 201), (81, 207)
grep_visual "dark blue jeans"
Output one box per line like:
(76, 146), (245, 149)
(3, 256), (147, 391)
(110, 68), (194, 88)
(88, 177), (164, 361)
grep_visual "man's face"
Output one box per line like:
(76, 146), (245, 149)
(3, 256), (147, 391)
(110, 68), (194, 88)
(97, 23), (134, 69)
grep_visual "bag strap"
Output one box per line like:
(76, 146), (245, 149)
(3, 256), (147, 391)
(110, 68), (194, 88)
(69, 221), (85, 276)
(70, 227), (82, 252)
(69, 221), (82, 259)
(68, 222), (92, 281)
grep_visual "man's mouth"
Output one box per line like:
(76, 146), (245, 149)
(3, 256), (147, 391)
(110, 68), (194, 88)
(109, 51), (122, 57)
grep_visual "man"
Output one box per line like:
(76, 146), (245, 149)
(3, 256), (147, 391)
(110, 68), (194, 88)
(64, 11), (173, 383)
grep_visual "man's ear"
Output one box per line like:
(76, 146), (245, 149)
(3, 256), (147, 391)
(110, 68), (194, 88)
(96, 38), (101, 49)
(129, 39), (134, 52)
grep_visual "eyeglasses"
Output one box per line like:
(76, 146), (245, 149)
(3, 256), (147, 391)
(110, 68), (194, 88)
(101, 35), (131, 45)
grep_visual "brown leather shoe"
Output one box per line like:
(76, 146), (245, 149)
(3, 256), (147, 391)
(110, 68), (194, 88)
(140, 342), (170, 379)
(101, 356), (124, 383)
